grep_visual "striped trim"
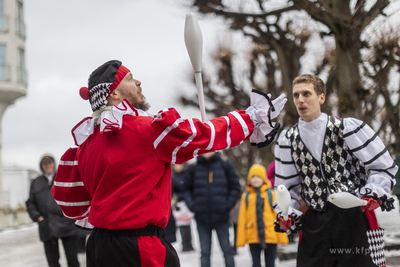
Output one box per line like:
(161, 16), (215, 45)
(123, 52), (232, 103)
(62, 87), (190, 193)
(59, 160), (78, 166)
(153, 118), (184, 149)
(369, 162), (397, 178)
(364, 148), (388, 166)
(205, 121), (216, 150)
(193, 148), (200, 158)
(349, 132), (378, 153)
(229, 111), (249, 138)
(64, 208), (90, 220)
(278, 144), (292, 149)
(223, 116), (231, 149)
(55, 200), (91, 206)
(171, 119), (197, 164)
(54, 181), (84, 187)
(343, 122), (366, 138)
(275, 157), (295, 165)
(275, 173), (299, 180)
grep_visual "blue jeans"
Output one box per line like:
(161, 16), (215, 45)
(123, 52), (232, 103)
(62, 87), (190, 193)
(196, 221), (235, 267)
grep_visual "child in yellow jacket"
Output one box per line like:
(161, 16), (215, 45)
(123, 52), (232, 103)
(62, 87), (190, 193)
(237, 164), (288, 267)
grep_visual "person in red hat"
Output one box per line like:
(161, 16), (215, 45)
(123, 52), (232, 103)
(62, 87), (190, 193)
(52, 60), (287, 267)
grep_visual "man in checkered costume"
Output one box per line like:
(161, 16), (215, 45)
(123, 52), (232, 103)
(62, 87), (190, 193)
(274, 74), (397, 267)
(51, 60), (287, 267)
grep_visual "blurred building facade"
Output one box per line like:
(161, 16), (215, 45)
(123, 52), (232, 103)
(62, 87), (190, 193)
(0, 0), (27, 209)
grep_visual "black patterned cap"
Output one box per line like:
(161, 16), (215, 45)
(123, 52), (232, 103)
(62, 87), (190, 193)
(80, 60), (130, 111)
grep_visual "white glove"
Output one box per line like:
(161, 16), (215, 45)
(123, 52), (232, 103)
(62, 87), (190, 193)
(270, 93), (287, 119)
(246, 90), (287, 147)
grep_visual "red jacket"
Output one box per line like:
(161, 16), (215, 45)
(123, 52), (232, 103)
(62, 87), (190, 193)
(52, 101), (254, 230)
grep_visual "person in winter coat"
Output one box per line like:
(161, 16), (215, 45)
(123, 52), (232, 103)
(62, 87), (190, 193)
(26, 155), (80, 267)
(184, 151), (241, 267)
(237, 164), (288, 267)
(171, 164), (195, 252)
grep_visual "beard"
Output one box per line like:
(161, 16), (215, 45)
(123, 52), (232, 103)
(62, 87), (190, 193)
(130, 87), (150, 111)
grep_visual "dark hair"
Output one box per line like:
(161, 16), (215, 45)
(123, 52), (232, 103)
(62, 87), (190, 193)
(293, 74), (326, 95)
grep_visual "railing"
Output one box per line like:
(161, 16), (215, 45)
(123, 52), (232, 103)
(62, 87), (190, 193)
(15, 19), (25, 39)
(17, 66), (27, 84)
(0, 62), (10, 81)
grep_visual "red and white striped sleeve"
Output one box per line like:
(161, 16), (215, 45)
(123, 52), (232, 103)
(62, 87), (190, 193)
(51, 147), (91, 220)
(151, 108), (254, 164)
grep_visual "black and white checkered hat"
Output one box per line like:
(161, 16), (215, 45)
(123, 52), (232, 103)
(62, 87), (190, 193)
(79, 60), (130, 111)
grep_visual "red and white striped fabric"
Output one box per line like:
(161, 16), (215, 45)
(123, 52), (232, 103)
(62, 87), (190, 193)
(52, 92), (285, 230)
(52, 146), (91, 221)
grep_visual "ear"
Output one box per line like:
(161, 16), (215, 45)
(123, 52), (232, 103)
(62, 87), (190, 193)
(319, 93), (326, 105)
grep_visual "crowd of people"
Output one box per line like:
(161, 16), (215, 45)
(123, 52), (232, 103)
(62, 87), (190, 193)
(27, 59), (399, 267)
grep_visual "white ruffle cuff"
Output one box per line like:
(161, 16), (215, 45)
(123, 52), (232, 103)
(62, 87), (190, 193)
(245, 90), (287, 147)
(360, 184), (395, 211)
(273, 202), (304, 233)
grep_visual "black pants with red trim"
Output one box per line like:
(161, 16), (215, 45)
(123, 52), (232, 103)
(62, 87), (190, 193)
(297, 202), (381, 267)
(86, 225), (180, 267)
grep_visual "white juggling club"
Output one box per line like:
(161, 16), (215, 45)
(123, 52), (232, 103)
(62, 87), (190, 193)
(276, 184), (292, 234)
(184, 13), (206, 122)
(328, 192), (368, 209)
(276, 185), (291, 220)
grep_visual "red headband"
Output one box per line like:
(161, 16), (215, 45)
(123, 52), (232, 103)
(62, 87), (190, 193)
(108, 65), (130, 97)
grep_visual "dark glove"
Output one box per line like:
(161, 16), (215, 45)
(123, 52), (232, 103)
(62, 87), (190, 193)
(360, 197), (380, 212)
(278, 216), (293, 232)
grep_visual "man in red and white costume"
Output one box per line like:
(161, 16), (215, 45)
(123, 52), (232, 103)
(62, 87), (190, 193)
(52, 60), (287, 267)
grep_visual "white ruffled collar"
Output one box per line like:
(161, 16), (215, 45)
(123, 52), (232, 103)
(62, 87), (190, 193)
(71, 100), (151, 146)
(298, 113), (327, 131)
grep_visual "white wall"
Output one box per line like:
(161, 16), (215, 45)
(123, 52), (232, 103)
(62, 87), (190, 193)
(2, 166), (39, 209)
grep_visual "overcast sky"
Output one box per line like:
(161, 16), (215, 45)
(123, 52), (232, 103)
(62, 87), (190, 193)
(2, 0), (400, 172)
(1, 0), (229, 171)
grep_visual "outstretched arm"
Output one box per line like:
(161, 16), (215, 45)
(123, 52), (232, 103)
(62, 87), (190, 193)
(152, 90), (287, 164)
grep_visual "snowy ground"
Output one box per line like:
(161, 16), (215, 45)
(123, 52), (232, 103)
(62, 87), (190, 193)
(1, 198), (400, 267)
(0, 221), (295, 267)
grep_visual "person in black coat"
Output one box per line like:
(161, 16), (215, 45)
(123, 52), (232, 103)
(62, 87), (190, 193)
(26, 155), (80, 267)
(184, 152), (241, 267)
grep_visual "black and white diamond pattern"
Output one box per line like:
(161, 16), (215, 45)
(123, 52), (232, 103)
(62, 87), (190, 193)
(366, 228), (385, 267)
(89, 82), (112, 111)
(287, 116), (369, 211)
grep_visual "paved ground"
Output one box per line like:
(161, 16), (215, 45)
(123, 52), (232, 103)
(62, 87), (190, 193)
(1, 198), (400, 267)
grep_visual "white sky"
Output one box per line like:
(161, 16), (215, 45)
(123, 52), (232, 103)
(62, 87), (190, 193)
(1, 0), (228, 171)
(2, 0), (399, 172)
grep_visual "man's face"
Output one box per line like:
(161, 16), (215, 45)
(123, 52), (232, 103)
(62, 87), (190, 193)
(293, 83), (325, 122)
(115, 72), (150, 111)
(42, 160), (55, 175)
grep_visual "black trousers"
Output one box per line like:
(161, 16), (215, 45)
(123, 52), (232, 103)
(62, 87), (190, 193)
(43, 235), (80, 267)
(86, 225), (180, 267)
(297, 202), (382, 267)
(179, 225), (193, 250)
(249, 243), (277, 267)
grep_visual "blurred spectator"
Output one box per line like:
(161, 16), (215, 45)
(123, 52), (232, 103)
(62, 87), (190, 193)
(230, 179), (245, 254)
(266, 161), (275, 188)
(26, 155), (80, 267)
(184, 152), (241, 267)
(236, 164), (288, 267)
(172, 164), (195, 252)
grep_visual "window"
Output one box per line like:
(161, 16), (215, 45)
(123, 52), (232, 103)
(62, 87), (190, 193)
(0, 0), (8, 32)
(0, 44), (8, 80)
(18, 48), (26, 84)
(16, 1), (24, 37)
